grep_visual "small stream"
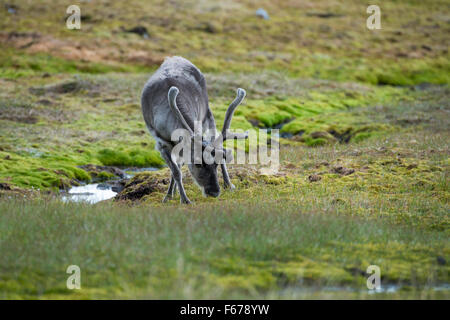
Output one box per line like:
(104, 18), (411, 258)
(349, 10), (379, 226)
(61, 167), (160, 204)
(61, 183), (117, 204)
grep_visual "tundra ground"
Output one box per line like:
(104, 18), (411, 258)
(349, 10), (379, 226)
(0, 0), (448, 299)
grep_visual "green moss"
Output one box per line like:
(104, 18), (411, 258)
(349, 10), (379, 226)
(257, 112), (291, 128)
(375, 58), (450, 86)
(97, 171), (116, 180)
(304, 137), (328, 147)
(97, 148), (164, 167)
(352, 131), (375, 143)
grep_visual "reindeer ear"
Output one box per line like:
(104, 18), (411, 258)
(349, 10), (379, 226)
(202, 145), (215, 165)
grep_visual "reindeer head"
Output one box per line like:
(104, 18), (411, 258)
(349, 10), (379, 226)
(168, 86), (248, 197)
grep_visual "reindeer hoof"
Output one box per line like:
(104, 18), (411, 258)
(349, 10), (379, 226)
(226, 183), (236, 190)
(181, 198), (192, 204)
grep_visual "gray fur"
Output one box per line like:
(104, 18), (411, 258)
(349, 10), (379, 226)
(141, 56), (246, 204)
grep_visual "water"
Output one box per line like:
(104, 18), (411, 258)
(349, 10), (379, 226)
(278, 283), (450, 299)
(61, 183), (117, 204)
(124, 167), (160, 173)
(367, 284), (402, 294)
(61, 166), (161, 204)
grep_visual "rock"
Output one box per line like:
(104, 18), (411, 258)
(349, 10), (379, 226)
(255, 8), (269, 20)
(5, 4), (18, 14)
(308, 174), (322, 182)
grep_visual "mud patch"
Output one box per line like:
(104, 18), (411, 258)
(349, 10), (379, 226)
(0, 31), (163, 67)
(115, 172), (169, 201)
(113, 165), (287, 202)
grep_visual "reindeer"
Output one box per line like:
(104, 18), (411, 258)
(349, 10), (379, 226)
(141, 56), (247, 204)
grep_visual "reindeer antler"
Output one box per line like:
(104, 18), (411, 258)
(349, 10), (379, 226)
(168, 86), (194, 136)
(214, 88), (248, 146)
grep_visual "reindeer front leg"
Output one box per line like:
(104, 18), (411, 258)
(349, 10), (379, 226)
(163, 164), (180, 202)
(160, 147), (191, 204)
(163, 175), (175, 202)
